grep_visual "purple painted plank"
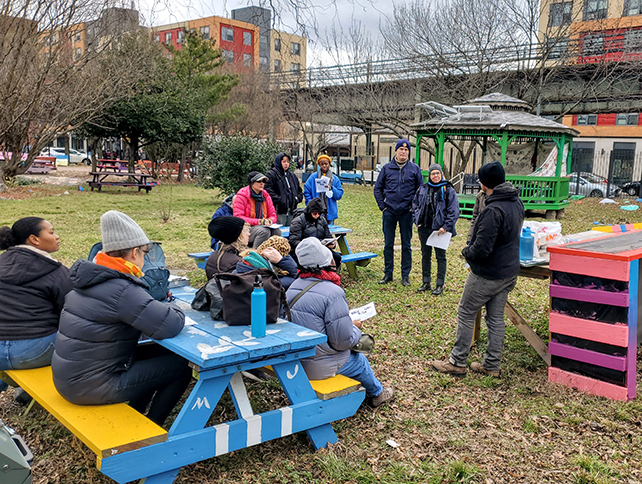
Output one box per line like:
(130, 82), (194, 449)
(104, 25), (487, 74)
(548, 341), (627, 371)
(550, 284), (629, 307)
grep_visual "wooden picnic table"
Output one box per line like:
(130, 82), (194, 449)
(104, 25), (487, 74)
(96, 159), (129, 172)
(96, 289), (365, 484)
(88, 171), (155, 193)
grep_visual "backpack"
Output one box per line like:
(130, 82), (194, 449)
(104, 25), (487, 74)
(88, 241), (171, 301)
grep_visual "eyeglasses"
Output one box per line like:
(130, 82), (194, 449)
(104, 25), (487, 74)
(311, 211), (321, 216)
(141, 247), (150, 255)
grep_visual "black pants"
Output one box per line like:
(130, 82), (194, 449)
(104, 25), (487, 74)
(418, 226), (447, 286)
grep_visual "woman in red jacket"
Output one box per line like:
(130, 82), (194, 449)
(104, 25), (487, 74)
(233, 171), (282, 248)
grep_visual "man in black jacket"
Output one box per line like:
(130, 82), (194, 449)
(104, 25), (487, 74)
(431, 161), (524, 377)
(265, 153), (303, 226)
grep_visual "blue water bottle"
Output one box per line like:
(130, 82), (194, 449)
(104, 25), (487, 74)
(251, 275), (267, 337)
(519, 227), (535, 262)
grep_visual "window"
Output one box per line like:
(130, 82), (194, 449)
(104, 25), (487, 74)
(259, 56), (268, 68)
(274, 38), (281, 52)
(177, 30), (184, 44)
(74, 47), (82, 59)
(547, 37), (569, 59)
(200, 25), (210, 40)
(75, 33), (81, 42)
(577, 114), (598, 125)
(274, 59), (282, 72)
(616, 113), (639, 125)
(165, 32), (172, 44)
(243, 53), (252, 67)
(222, 50), (234, 63)
(624, 0), (642, 15)
(582, 34), (604, 55)
(222, 27), (234, 42)
(153, 33), (160, 42)
(549, 2), (573, 26)
(243, 31), (252, 46)
(625, 29), (642, 51)
(290, 42), (301, 55)
(584, 0), (608, 20)
(290, 62), (301, 73)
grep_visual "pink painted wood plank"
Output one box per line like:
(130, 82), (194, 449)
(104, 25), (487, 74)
(548, 367), (630, 401)
(548, 313), (629, 346)
(549, 284), (629, 307)
(549, 253), (629, 281)
(548, 341), (627, 371)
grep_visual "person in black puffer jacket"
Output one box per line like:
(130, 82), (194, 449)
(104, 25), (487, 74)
(265, 153), (303, 226)
(0, 217), (72, 394)
(52, 211), (191, 426)
(288, 197), (331, 251)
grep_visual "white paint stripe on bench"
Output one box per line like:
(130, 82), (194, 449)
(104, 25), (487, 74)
(280, 406), (293, 436)
(246, 415), (262, 447)
(215, 423), (229, 456)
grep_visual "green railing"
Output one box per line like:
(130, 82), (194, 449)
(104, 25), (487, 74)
(507, 175), (569, 211)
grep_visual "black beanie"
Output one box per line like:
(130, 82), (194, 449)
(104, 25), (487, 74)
(478, 161), (505, 189)
(208, 216), (245, 244)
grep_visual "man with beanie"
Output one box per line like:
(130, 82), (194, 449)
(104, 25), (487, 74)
(412, 163), (459, 296)
(431, 161), (524, 377)
(265, 153), (303, 226)
(52, 210), (191, 426)
(234, 171), (281, 248)
(205, 215), (249, 279)
(374, 138), (424, 286)
(287, 238), (394, 407)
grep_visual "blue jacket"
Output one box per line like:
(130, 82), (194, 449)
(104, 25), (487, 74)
(304, 171), (343, 221)
(373, 159), (424, 214)
(210, 194), (234, 249)
(412, 181), (460, 236)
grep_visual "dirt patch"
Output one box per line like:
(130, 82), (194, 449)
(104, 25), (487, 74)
(0, 186), (60, 200)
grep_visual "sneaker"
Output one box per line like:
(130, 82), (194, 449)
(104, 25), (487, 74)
(417, 282), (431, 292)
(430, 359), (467, 377)
(378, 275), (393, 284)
(470, 362), (500, 377)
(401, 278), (411, 287)
(370, 386), (395, 407)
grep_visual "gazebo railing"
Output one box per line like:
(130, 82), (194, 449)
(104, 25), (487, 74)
(507, 175), (570, 210)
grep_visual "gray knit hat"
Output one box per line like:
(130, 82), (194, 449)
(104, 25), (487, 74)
(100, 210), (150, 252)
(428, 163), (443, 174)
(295, 237), (333, 269)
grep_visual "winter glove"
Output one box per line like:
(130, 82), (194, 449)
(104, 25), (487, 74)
(327, 190), (333, 199)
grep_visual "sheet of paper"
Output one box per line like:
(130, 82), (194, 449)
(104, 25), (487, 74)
(269, 223), (283, 229)
(426, 231), (452, 250)
(315, 176), (330, 193)
(349, 302), (376, 321)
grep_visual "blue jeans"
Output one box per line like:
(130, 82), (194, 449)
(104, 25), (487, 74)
(382, 209), (413, 278)
(0, 333), (57, 392)
(337, 352), (383, 397)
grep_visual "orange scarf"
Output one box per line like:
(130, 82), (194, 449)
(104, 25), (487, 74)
(94, 251), (143, 278)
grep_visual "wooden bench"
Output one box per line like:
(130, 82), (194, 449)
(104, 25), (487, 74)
(261, 367), (361, 401)
(89, 171), (155, 193)
(4, 366), (167, 466)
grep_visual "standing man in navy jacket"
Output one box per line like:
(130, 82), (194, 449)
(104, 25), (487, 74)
(374, 138), (424, 286)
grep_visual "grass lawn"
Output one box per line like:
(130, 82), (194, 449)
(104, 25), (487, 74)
(2, 182), (642, 484)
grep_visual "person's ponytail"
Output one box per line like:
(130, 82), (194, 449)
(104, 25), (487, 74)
(0, 217), (45, 250)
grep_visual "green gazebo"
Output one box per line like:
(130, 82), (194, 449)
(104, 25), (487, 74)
(411, 93), (580, 219)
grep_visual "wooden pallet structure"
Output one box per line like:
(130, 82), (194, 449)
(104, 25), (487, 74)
(593, 223), (642, 234)
(547, 231), (642, 401)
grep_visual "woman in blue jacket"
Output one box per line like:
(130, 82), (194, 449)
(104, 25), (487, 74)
(412, 164), (460, 296)
(304, 154), (343, 224)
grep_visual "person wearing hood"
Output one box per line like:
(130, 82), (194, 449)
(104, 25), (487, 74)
(205, 216), (249, 280)
(52, 211), (191, 426)
(265, 153), (303, 226)
(303, 154), (344, 224)
(235, 236), (298, 289)
(0, 217), (72, 394)
(234, 171), (281, 248)
(209, 194), (235, 250)
(288, 197), (332, 251)
(373, 138), (424, 286)
(431, 162), (524, 378)
(412, 164), (460, 296)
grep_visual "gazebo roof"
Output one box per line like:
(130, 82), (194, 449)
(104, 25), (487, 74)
(467, 93), (532, 112)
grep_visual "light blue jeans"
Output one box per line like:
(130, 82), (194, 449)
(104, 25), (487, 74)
(337, 352), (383, 397)
(0, 333), (57, 392)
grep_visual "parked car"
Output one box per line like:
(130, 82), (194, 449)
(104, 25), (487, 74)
(568, 172), (621, 198)
(40, 147), (91, 165)
(621, 181), (641, 197)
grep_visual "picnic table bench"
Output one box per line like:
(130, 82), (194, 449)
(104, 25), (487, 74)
(88, 171), (155, 193)
(25, 157), (56, 174)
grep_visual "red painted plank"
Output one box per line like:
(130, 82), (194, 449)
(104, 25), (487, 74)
(549, 253), (629, 281)
(548, 313), (629, 346)
(548, 341), (626, 371)
(549, 284), (629, 307)
(548, 367), (629, 401)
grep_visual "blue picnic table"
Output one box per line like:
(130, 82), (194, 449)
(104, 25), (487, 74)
(97, 288), (365, 484)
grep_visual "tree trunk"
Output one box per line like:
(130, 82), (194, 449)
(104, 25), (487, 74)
(177, 145), (186, 182)
(128, 136), (139, 173)
(0, 165), (6, 193)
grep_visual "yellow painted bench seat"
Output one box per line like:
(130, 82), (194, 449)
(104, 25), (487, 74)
(261, 367), (361, 401)
(4, 366), (167, 462)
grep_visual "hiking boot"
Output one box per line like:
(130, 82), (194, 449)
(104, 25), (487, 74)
(470, 362), (500, 377)
(430, 359), (467, 377)
(13, 388), (33, 406)
(370, 386), (395, 407)
(417, 282), (431, 292)
(401, 278), (411, 287)
(378, 275), (393, 284)
(432, 285), (444, 296)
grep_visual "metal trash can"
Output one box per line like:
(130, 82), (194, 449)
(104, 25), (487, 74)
(0, 419), (32, 484)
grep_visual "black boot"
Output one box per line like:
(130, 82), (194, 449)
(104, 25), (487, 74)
(432, 285), (444, 296)
(417, 282), (431, 292)
(378, 274), (393, 284)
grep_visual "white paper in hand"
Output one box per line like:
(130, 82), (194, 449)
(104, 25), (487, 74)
(269, 223), (283, 229)
(349, 302), (376, 321)
(315, 176), (330, 193)
(426, 231), (452, 250)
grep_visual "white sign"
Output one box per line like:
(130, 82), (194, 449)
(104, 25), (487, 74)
(315, 176), (330, 193)
(349, 302), (377, 321)
(426, 231), (452, 250)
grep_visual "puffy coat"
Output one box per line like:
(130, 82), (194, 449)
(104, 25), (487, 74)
(0, 246), (72, 340)
(210, 194), (234, 249)
(233, 186), (277, 226)
(288, 198), (331, 251)
(205, 246), (242, 280)
(463, 182), (525, 280)
(303, 171), (344, 221)
(412, 181), (460, 236)
(52, 259), (185, 404)
(373, 159), (423, 214)
(265, 154), (303, 215)
(286, 277), (361, 380)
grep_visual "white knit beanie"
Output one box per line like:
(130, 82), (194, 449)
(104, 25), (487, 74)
(100, 210), (150, 252)
(295, 237), (333, 269)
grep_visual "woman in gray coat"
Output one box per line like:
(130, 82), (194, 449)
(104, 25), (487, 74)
(285, 237), (394, 407)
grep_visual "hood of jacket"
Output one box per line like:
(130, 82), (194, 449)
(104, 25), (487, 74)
(0, 247), (63, 286)
(273, 153), (288, 175)
(222, 194), (235, 207)
(486, 181), (520, 204)
(69, 258), (148, 291)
